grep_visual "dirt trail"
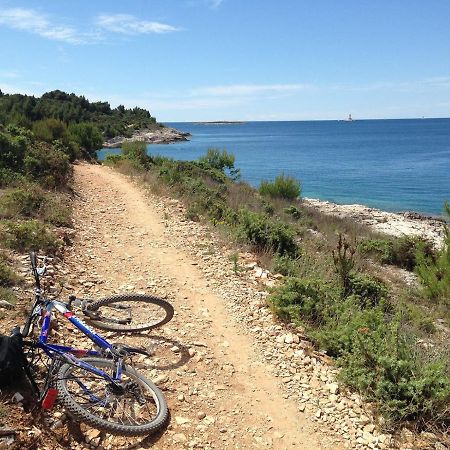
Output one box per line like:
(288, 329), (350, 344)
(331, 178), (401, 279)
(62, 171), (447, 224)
(66, 163), (345, 449)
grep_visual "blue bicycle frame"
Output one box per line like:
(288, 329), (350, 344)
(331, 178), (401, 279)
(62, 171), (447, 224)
(36, 299), (123, 383)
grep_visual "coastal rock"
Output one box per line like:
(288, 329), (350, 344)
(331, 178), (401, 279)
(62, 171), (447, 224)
(103, 125), (191, 148)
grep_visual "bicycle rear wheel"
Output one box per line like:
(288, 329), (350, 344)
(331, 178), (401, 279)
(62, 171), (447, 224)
(84, 294), (174, 332)
(57, 357), (169, 436)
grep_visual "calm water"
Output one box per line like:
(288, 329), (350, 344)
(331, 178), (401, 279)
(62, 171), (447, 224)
(98, 119), (450, 216)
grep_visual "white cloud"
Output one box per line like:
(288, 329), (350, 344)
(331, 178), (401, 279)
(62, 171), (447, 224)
(96, 14), (179, 35)
(0, 8), (87, 44)
(191, 83), (310, 97)
(210, 0), (224, 8)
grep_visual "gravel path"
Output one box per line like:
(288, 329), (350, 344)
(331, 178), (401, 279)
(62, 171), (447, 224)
(48, 162), (398, 449)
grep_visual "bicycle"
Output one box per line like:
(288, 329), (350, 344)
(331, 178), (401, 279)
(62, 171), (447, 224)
(17, 252), (174, 436)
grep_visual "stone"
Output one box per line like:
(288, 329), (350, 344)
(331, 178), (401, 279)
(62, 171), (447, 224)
(175, 416), (191, 425)
(326, 383), (339, 394)
(197, 411), (206, 420)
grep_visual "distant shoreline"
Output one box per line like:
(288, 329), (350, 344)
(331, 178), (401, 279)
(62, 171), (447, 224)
(192, 121), (246, 125)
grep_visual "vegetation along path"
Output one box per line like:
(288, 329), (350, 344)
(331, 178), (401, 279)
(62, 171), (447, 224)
(67, 162), (351, 450)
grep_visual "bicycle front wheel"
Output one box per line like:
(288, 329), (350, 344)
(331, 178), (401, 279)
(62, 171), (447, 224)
(84, 294), (174, 332)
(57, 357), (169, 436)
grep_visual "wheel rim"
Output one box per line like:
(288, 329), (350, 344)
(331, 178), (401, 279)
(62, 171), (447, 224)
(91, 299), (169, 331)
(60, 362), (161, 428)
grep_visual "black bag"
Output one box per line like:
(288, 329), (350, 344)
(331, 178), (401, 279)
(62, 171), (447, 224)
(0, 331), (26, 388)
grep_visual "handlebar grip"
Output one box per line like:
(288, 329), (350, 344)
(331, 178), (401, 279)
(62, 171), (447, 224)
(30, 251), (37, 270)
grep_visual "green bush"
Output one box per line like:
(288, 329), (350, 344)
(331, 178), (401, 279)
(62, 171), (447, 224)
(338, 322), (450, 425)
(122, 141), (150, 168)
(198, 148), (240, 180)
(268, 277), (338, 325)
(272, 254), (300, 277)
(0, 287), (18, 306)
(391, 236), (434, 271)
(416, 202), (450, 305)
(1, 220), (60, 252)
(238, 209), (298, 256)
(284, 205), (302, 219)
(0, 255), (18, 287)
(68, 122), (103, 157)
(358, 238), (393, 263)
(0, 185), (46, 218)
(346, 273), (388, 308)
(24, 142), (71, 188)
(259, 173), (301, 200)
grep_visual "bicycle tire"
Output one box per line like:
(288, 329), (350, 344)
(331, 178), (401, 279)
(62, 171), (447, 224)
(57, 357), (169, 436)
(84, 294), (174, 332)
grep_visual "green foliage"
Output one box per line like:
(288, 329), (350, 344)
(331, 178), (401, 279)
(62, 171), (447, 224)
(121, 141), (151, 168)
(0, 128), (28, 171)
(68, 122), (103, 156)
(0, 90), (156, 139)
(32, 118), (67, 142)
(338, 322), (450, 425)
(268, 277), (339, 325)
(358, 236), (435, 271)
(198, 148), (240, 179)
(259, 173), (301, 200)
(238, 209), (298, 256)
(272, 254), (300, 277)
(0, 287), (18, 306)
(332, 234), (356, 296)
(0, 220), (60, 253)
(346, 273), (388, 308)
(0, 254), (18, 287)
(358, 238), (393, 264)
(24, 142), (71, 188)
(0, 185), (46, 218)
(283, 205), (302, 219)
(416, 202), (450, 305)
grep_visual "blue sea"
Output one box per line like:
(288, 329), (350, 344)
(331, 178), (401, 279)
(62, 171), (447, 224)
(98, 119), (450, 216)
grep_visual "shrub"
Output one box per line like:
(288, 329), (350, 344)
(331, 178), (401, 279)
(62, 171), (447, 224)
(24, 142), (71, 188)
(391, 236), (434, 271)
(259, 173), (301, 200)
(416, 202), (450, 305)
(68, 122), (103, 157)
(358, 238), (393, 264)
(32, 118), (67, 142)
(284, 205), (302, 220)
(332, 234), (356, 296)
(122, 141), (150, 168)
(0, 254), (18, 287)
(272, 254), (300, 277)
(198, 148), (240, 179)
(346, 273), (388, 308)
(338, 322), (450, 426)
(268, 277), (338, 325)
(238, 209), (298, 256)
(0, 185), (46, 218)
(0, 287), (18, 306)
(0, 220), (60, 252)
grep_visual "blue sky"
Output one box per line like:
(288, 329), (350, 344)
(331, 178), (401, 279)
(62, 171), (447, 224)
(0, 0), (449, 121)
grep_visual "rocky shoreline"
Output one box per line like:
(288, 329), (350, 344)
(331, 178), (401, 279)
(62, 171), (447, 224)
(103, 125), (191, 148)
(303, 197), (447, 248)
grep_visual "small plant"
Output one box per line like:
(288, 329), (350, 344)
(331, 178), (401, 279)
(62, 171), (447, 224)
(283, 205), (302, 220)
(0, 287), (17, 306)
(0, 254), (18, 286)
(415, 201), (450, 305)
(259, 173), (301, 200)
(272, 254), (300, 277)
(332, 234), (356, 297)
(238, 209), (298, 256)
(229, 252), (240, 274)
